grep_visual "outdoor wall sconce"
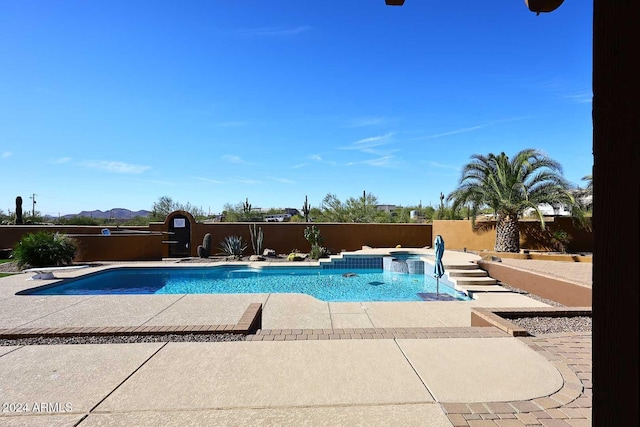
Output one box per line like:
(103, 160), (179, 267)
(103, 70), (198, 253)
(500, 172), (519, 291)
(525, 0), (565, 15)
(385, 0), (564, 15)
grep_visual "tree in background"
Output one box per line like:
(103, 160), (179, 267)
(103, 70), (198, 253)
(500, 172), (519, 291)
(447, 149), (582, 252)
(151, 196), (205, 221)
(317, 191), (383, 223)
(318, 193), (350, 222)
(345, 191), (381, 223)
(0, 208), (14, 225)
(221, 200), (263, 222)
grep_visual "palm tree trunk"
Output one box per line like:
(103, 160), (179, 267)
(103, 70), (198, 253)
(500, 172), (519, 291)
(495, 214), (520, 252)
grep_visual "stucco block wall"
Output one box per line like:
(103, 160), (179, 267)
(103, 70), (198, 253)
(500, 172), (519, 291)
(0, 226), (149, 250)
(185, 222), (432, 257)
(0, 215), (592, 261)
(71, 233), (163, 262)
(433, 217), (592, 252)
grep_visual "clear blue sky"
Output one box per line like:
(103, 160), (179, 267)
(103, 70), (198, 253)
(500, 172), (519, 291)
(0, 1), (593, 217)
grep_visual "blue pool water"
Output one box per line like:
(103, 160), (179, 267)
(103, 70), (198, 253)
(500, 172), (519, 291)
(21, 266), (470, 302)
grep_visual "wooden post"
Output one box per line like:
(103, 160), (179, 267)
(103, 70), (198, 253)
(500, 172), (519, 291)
(592, 0), (639, 424)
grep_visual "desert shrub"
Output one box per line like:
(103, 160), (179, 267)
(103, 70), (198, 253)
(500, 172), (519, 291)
(310, 246), (330, 260)
(304, 226), (328, 260)
(303, 225), (323, 248)
(218, 235), (247, 257)
(11, 231), (77, 268)
(54, 216), (100, 226)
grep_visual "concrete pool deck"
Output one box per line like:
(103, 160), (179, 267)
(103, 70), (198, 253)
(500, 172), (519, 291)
(0, 250), (592, 426)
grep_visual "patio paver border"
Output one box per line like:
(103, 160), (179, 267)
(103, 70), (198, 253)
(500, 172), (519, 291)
(441, 332), (592, 426)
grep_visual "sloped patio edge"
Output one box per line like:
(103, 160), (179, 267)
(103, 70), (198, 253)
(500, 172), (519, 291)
(0, 303), (263, 339)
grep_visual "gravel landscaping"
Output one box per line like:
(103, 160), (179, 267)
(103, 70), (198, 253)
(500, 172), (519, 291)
(0, 333), (245, 346)
(510, 316), (592, 336)
(0, 260), (20, 273)
(493, 281), (592, 336)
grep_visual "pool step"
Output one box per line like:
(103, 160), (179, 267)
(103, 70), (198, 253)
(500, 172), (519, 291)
(449, 277), (498, 286)
(446, 269), (489, 277)
(442, 262), (498, 287)
(443, 263), (480, 270)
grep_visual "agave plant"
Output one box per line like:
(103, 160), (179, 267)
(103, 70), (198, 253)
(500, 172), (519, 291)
(218, 235), (247, 258)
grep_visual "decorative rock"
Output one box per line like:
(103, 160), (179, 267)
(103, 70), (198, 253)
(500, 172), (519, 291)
(263, 249), (276, 257)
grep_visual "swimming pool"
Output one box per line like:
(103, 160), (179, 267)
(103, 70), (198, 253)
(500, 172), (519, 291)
(20, 266), (470, 302)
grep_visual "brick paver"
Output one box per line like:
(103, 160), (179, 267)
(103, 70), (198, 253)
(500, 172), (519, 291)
(439, 332), (592, 426)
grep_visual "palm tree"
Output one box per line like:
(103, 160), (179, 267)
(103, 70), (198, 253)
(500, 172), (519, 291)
(582, 174), (593, 192)
(578, 174), (593, 211)
(447, 149), (581, 252)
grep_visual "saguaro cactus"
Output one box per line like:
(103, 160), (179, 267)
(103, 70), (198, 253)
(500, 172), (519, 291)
(15, 196), (23, 225)
(249, 223), (263, 255)
(302, 195), (311, 222)
(243, 198), (252, 215)
(197, 233), (212, 258)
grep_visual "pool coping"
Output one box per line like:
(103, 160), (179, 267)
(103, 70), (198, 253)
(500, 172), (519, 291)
(15, 260), (466, 302)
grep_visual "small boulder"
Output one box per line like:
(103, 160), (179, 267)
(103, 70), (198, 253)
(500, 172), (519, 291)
(263, 248), (276, 257)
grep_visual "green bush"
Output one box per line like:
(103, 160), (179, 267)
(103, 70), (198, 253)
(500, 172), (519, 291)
(11, 231), (77, 268)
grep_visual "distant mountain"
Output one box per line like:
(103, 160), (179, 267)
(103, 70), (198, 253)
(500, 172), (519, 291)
(50, 209), (151, 220)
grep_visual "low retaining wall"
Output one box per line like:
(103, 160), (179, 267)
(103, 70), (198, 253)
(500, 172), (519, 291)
(478, 252), (592, 263)
(471, 307), (593, 336)
(70, 233), (163, 262)
(478, 260), (592, 307)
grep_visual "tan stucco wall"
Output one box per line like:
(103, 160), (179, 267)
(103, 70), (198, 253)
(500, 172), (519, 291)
(180, 222), (433, 257)
(0, 226), (149, 250)
(0, 226), (158, 262)
(71, 233), (163, 262)
(433, 217), (592, 252)
(0, 215), (592, 261)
